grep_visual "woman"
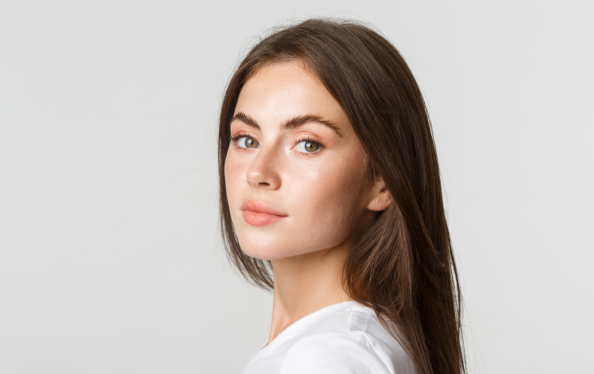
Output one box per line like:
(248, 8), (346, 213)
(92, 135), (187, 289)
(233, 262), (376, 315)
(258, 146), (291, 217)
(218, 18), (465, 374)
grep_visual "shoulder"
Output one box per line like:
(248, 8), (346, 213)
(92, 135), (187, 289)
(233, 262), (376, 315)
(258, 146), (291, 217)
(280, 331), (389, 374)
(279, 329), (416, 374)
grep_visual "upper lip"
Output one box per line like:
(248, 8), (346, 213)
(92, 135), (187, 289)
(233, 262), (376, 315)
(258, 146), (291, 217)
(241, 200), (288, 217)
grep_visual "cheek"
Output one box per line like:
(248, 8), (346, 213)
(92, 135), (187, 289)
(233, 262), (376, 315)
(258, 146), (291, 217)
(224, 152), (248, 235)
(224, 152), (246, 202)
(285, 156), (367, 247)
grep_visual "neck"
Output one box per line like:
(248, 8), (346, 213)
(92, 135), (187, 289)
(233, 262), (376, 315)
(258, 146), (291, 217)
(266, 241), (353, 346)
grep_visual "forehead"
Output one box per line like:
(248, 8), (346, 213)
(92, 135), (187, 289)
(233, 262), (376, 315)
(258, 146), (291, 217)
(234, 61), (351, 132)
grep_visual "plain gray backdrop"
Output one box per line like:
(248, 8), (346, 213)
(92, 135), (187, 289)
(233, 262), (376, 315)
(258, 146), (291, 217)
(1, 1), (592, 373)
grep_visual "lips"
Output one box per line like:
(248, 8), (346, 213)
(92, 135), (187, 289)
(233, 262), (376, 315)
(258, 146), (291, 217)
(240, 200), (287, 227)
(240, 200), (288, 217)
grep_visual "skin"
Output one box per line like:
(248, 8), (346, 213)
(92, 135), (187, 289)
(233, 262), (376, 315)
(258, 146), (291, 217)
(224, 60), (392, 346)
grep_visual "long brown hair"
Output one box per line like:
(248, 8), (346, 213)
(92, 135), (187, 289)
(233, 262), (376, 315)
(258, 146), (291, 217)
(218, 18), (464, 374)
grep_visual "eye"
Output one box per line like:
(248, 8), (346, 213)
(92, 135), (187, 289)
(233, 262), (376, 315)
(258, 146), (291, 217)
(235, 136), (259, 149)
(295, 139), (321, 153)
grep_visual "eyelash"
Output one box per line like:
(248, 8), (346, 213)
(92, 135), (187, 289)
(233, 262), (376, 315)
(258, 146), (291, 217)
(230, 132), (325, 156)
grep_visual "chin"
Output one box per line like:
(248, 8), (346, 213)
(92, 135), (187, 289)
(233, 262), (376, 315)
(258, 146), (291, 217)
(241, 244), (296, 261)
(238, 236), (300, 261)
(240, 245), (285, 261)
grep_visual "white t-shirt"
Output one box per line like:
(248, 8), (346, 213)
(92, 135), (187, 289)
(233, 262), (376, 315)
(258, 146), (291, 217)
(240, 301), (417, 374)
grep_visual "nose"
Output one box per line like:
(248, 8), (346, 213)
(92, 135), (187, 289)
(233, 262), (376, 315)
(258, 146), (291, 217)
(245, 148), (281, 189)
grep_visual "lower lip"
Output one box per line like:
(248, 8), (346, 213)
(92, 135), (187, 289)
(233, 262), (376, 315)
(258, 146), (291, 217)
(242, 210), (287, 226)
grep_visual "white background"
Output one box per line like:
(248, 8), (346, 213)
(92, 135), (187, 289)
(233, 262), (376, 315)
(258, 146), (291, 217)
(1, 1), (592, 373)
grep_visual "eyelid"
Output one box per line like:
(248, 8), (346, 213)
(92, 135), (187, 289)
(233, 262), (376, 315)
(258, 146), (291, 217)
(231, 131), (258, 142)
(231, 130), (256, 139)
(292, 129), (326, 144)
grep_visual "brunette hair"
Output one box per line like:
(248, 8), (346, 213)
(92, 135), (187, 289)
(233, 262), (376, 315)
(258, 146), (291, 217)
(218, 18), (464, 374)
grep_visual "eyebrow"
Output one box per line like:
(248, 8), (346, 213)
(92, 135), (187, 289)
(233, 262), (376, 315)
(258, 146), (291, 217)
(230, 111), (343, 138)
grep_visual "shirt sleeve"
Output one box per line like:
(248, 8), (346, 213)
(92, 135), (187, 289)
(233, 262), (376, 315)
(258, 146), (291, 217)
(279, 331), (395, 374)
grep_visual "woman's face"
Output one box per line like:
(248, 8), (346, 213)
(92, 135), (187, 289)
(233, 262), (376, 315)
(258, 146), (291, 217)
(224, 61), (380, 261)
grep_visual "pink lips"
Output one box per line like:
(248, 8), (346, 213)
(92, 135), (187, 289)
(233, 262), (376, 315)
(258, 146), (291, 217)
(241, 200), (288, 227)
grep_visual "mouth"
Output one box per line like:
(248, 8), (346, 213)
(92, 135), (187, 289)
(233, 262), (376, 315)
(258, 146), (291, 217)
(240, 200), (287, 226)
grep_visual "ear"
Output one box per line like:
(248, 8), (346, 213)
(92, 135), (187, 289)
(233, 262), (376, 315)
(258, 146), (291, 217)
(366, 176), (392, 212)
